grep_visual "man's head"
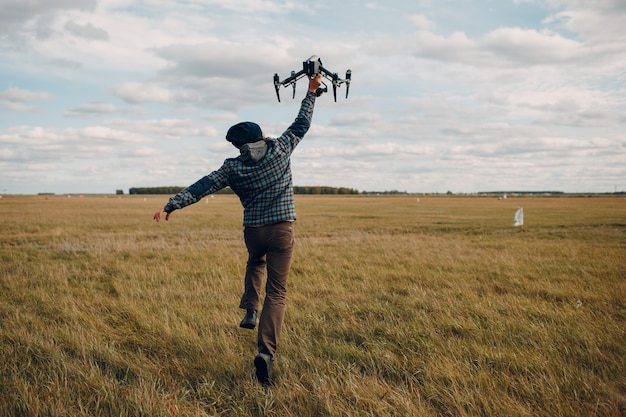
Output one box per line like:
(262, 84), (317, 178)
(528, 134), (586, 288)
(226, 121), (263, 149)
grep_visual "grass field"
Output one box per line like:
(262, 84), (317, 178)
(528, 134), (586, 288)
(0, 194), (624, 416)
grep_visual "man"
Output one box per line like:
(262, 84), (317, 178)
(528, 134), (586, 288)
(153, 73), (323, 386)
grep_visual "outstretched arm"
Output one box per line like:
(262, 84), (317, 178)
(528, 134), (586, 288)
(153, 166), (229, 222)
(281, 74), (322, 148)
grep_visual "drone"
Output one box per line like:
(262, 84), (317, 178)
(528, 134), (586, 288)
(273, 55), (351, 102)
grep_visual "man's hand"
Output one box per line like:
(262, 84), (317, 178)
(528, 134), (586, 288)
(308, 73), (322, 93)
(153, 208), (172, 222)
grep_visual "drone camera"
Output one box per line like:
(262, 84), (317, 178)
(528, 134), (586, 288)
(303, 55), (322, 77)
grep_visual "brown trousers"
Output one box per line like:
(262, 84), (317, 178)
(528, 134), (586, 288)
(239, 221), (294, 357)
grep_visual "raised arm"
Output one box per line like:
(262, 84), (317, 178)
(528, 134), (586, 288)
(281, 74), (322, 148)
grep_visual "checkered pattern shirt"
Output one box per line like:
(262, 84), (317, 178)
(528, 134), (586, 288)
(164, 91), (316, 226)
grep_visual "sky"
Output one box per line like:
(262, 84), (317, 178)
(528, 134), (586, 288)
(1, 0), (625, 195)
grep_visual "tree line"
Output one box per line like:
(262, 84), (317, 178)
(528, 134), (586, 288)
(129, 186), (359, 195)
(294, 186), (359, 195)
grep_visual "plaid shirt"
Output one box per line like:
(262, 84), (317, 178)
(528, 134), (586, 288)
(164, 91), (316, 226)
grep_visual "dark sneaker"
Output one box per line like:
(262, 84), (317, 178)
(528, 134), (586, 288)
(254, 353), (274, 386)
(239, 309), (258, 329)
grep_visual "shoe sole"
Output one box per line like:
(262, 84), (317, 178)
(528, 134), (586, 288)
(239, 321), (256, 329)
(254, 356), (271, 386)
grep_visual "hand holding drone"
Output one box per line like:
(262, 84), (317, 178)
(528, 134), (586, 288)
(273, 55), (351, 102)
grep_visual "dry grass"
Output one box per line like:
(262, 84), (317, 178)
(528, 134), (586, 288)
(0, 194), (624, 416)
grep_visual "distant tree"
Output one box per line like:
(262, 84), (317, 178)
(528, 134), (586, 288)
(129, 186), (235, 195)
(131, 185), (359, 195)
(293, 186), (359, 195)
(116, 189), (124, 195)
(361, 190), (409, 195)
(129, 187), (185, 195)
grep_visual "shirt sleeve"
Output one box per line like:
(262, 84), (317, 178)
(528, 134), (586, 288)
(163, 164), (230, 212)
(279, 90), (316, 152)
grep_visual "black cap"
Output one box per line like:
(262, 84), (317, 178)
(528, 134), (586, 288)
(226, 122), (263, 148)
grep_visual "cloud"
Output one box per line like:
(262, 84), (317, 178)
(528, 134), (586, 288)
(154, 41), (285, 80)
(549, 0), (626, 39)
(411, 0), (626, 70)
(406, 14), (436, 30)
(114, 82), (173, 104)
(104, 118), (219, 140)
(48, 58), (82, 69)
(203, 113), (239, 123)
(0, 0), (97, 38)
(329, 112), (383, 127)
(0, 87), (52, 112)
(196, 0), (310, 15)
(64, 102), (119, 117)
(0, 125), (151, 152)
(64, 20), (109, 41)
(0, 124), (158, 192)
(484, 27), (582, 64)
(0, 87), (52, 102)
(412, 28), (585, 67)
(112, 77), (265, 111)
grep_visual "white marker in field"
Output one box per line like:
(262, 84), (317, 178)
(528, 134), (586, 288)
(513, 207), (524, 227)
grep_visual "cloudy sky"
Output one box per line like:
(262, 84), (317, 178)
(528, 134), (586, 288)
(1, 0), (625, 194)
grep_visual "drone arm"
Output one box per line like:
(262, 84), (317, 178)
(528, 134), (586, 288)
(280, 69), (306, 86)
(319, 66), (342, 101)
(275, 69), (308, 102)
(319, 66), (335, 78)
